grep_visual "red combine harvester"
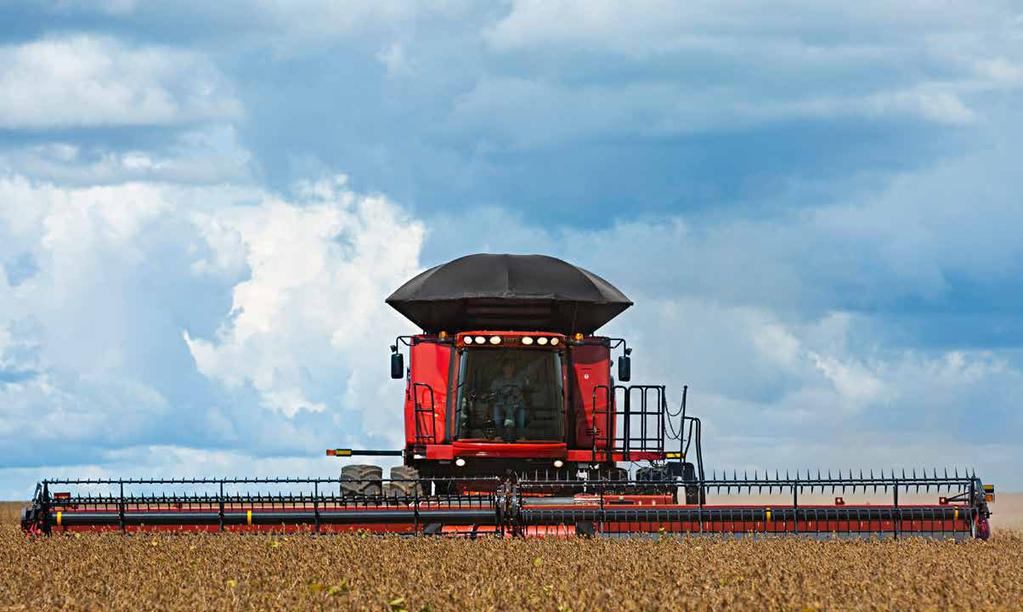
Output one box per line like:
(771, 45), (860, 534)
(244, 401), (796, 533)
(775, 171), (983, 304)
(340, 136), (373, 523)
(22, 254), (995, 539)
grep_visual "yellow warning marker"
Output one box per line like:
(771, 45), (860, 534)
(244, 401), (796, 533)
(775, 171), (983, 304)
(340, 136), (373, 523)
(246, 510), (253, 526)
(56, 511), (62, 527)
(765, 509), (772, 521)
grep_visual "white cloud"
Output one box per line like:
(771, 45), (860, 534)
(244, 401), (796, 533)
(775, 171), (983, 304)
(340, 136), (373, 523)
(0, 35), (240, 128)
(184, 176), (423, 417)
(485, 1), (1015, 56)
(449, 77), (990, 147)
(184, 175), (424, 418)
(0, 173), (424, 495)
(458, 0), (1023, 142)
(0, 126), (252, 185)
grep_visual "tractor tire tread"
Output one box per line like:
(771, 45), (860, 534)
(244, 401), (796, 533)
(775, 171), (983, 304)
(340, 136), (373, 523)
(340, 464), (383, 497)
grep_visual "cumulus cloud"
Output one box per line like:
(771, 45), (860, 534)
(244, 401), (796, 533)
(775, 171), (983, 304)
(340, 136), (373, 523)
(184, 175), (424, 418)
(0, 126), (253, 185)
(0, 173), (422, 495)
(0, 35), (240, 128)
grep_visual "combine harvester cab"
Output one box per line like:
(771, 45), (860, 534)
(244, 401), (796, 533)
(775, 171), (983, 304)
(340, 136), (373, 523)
(21, 254), (995, 539)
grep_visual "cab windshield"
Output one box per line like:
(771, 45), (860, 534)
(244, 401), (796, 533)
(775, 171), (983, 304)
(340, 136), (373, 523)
(455, 348), (564, 442)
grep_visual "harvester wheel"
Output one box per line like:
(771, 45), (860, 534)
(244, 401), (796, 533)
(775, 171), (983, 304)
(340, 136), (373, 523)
(340, 464), (383, 497)
(679, 462), (706, 505)
(596, 467), (629, 494)
(384, 466), (424, 498)
(636, 466), (672, 495)
(606, 467), (629, 482)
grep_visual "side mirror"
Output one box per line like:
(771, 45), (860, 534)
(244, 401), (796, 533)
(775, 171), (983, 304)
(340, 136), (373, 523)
(617, 354), (631, 382)
(390, 349), (404, 379)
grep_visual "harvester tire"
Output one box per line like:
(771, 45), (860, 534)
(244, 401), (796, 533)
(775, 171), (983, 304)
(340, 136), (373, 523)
(680, 462), (706, 505)
(636, 466), (672, 495)
(597, 467), (629, 494)
(340, 464), (383, 497)
(385, 466), (424, 498)
(606, 467), (629, 482)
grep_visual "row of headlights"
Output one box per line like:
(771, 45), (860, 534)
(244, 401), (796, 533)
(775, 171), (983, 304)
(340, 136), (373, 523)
(521, 336), (559, 346)
(462, 335), (561, 346)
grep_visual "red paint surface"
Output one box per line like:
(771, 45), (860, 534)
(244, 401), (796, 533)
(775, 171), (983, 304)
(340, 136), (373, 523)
(404, 338), (452, 446)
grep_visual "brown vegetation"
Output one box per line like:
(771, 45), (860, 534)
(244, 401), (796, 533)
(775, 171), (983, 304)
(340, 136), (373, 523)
(1, 501), (1021, 611)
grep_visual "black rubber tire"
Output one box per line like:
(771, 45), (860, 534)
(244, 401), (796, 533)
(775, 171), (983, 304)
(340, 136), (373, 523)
(340, 464), (383, 497)
(680, 462), (706, 505)
(636, 465), (672, 495)
(385, 466), (424, 497)
(684, 486), (705, 505)
(635, 466), (656, 482)
(598, 466), (627, 482)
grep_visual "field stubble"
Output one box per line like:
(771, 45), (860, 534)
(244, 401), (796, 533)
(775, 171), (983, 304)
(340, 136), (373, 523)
(2, 502), (1021, 611)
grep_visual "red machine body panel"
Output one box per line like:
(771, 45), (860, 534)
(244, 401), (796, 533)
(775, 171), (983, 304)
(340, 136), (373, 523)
(570, 342), (612, 450)
(452, 440), (567, 459)
(403, 338), (453, 446)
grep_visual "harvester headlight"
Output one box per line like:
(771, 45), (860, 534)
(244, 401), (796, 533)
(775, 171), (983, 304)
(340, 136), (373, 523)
(553, 459), (564, 469)
(537, 337), (549, 345)
(489, 335), (501, 345)
(455, 457), (466, 467)
(463, 336), (473, 345)
(521, 336), (534, 345)
(474, 336), (486, 344)
(550, 337), (560, 346)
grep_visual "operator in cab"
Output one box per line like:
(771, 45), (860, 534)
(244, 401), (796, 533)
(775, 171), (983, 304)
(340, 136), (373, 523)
(490, 359), (539, 441)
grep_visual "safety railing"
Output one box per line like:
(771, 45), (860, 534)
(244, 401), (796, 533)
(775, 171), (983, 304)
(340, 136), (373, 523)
(412, 382), (439, 444)
(591, 384), (698, 466)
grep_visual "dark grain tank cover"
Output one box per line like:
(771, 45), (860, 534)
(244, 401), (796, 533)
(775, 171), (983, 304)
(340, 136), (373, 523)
(386, 253), (632, 334)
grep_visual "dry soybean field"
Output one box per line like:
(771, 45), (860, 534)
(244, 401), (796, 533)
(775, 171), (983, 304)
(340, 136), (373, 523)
(2, 502), (1022, 610)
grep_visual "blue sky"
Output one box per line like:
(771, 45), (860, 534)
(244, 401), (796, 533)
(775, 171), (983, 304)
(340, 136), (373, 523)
(0, 1), (1021, 496)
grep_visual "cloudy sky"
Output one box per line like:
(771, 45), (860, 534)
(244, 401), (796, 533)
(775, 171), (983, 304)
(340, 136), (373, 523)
(1, 1), (1021, 497)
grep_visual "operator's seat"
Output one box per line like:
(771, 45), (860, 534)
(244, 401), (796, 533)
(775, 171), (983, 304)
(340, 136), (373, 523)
(523, 391), (558, 440)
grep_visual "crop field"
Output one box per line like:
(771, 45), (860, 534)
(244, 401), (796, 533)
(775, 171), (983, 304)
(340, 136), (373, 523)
(2, 502), (1022, 611)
